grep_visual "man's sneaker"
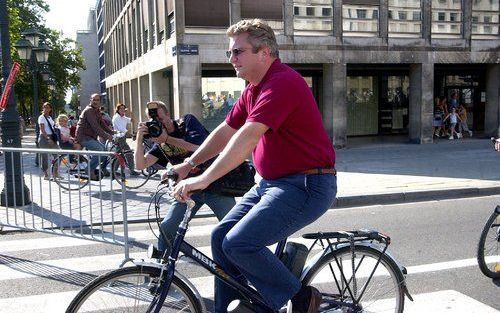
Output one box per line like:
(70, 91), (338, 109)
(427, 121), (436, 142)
(291, 285), (322, 313)
(457, 133), (462, 139)
(448, 136), (454, 140)
(469, 130), (473, 137)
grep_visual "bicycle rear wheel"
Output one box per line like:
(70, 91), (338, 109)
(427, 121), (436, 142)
(477, 209), (500, 279)
(52, 154), (90, 191)
(303, 245), (405, 313)
(112, 151), (151, 189)
(66, 265), (203, 313)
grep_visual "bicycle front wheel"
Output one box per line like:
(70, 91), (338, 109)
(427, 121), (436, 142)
(66, 265), (203, 313)
(112, 151), (151, 189)
(52, 154), (90, 191)
(303, 245), (405, 313)
(477, 209), (500, 279)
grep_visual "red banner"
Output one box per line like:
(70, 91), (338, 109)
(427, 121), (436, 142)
(0, 62), (21, 109)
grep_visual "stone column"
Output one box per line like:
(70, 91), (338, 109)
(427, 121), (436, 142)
(172, 56), (202, 119)
(462, 0), (472, 48)
(283, 0), (294, 42)
(229, 0), (241, 25)
(379, 0), (389, 43)
(409, 63), (433, 144)
(130, 78), (139, 131)
(324, 63), (347, 148)
(422, 0), (432, 45)
(333, 0), (342, 40)
(139, 74), (150, 122)
(173, 0), (185, 41)
(484, 64), (500, 136)
(150, 70), (170, 105)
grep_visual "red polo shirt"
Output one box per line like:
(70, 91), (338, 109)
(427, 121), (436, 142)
(226, 59), (335, 180)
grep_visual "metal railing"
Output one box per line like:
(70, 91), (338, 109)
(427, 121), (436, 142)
(0, 147), (132, 264)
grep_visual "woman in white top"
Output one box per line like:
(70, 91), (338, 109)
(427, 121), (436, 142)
(112, 103), (138, 174)
(37, 102), (59, 179)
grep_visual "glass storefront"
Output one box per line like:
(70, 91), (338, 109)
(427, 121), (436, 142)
(201, 77), (246, 131)
(347, 74), (409, 136)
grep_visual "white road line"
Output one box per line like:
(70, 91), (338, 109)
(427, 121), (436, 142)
(0, 224), (216, 253)
(406, 256), (500, 274)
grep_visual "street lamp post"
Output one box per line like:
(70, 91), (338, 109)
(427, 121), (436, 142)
(0, 0), (31, 206)
(14, 28), (50, 166)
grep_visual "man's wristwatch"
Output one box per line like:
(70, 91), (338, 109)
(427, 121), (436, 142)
(184, 157), (196, 168)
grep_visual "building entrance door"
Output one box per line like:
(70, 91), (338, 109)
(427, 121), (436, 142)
(445, 85), (483, 132)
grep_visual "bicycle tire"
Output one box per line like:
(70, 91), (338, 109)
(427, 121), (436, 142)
(51, 154), (90, 191)
(302, 245), (405, 313)
(477, 210), (500, 279)
(112, 151), (151, 189)
(66, 265), (204, 313)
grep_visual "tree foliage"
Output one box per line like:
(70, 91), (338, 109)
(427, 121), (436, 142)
(6, 0), (85, 119)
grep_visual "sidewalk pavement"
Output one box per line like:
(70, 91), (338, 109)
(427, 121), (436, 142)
(13, 130), (500, 220)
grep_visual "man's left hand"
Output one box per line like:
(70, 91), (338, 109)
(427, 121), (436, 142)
(151, 128), (168, 145)
(172, 176), (209, 202)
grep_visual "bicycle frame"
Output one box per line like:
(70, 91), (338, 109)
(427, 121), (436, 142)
(148, 199), (287, 313)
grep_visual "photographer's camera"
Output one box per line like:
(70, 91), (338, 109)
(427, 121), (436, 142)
(144, 102), (163, 139)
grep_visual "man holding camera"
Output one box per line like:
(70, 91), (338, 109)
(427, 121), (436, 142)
(75, 93), (114, 181)
(134, 101), (236, 253)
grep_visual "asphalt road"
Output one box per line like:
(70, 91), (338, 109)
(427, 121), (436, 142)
(0, 195), (499, 312)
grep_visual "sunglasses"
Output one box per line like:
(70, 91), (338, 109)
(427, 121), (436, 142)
(225, 48), (249, 58)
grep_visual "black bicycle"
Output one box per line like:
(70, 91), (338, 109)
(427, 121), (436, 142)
(477, 205), (500, 279)
(66, 172), (412, 312)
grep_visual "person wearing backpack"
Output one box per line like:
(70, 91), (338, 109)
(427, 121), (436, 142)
(134, 100), (237, 254)
(37, 102), (59, 180)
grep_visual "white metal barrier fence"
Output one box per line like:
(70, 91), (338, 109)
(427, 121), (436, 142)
(0, 147), (132, 264)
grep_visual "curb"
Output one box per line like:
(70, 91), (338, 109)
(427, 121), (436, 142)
(334, 186), (500, 208)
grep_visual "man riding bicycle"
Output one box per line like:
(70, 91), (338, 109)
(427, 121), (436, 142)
(172, 19), (337, 313)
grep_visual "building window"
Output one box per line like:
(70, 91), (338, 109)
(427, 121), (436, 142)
(293, 0), (333, 34)
(432, 0), (462, 38)
(389, 0), (421, 38)
(343, 4), (379, 37)
(472, 0), (499, 39)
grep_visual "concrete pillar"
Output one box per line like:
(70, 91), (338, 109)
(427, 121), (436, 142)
(484, 64), (500, 136)
(463, 0), (472, 48)
(123, 80), (131, 112)
(130, 78), (140, 131)
(150, 70), (170, 105)
(379, 0), (388, 43)
(283, 0), (294, 41)
(139, 74), (150, 122)
(422, 0), (431, 45)
(172, 56), (202, 119)
(333, 0), (342, 39)
(409, 63), (433, 144)
(324, 63), (347, 148)
(229, 0), (241, 25)
(173, 0), (185, 41)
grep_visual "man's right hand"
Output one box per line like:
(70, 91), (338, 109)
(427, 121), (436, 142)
(136, 122), (147, 140)
(164, 162), (193, 183)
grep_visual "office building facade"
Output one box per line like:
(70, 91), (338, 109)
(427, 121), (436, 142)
(95, 0), (499, 147)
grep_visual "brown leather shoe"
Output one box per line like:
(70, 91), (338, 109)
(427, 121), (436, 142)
(292, 285), (322, 313)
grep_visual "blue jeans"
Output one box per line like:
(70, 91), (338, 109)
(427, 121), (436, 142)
(211, 173), (337, 312)
(158, 190), (236, 251)
(81, 139), (106, 172)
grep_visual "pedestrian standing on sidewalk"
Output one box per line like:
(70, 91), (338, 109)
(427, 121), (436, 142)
(37, 102), (59, 180)
(443, 107), (462, 140)
(172, 19), (337, 313)
(112, 103), (138, 175)
(75, 94), (114, 181)
(457, 104), (473, 137)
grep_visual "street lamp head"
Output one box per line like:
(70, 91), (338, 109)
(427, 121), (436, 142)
(40, 67), (51, 82)
(21, 28), (43, 47)
(33, 39), (51, 63)
(13, 37), (33, 60)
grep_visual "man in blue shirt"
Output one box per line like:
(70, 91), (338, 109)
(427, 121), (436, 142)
(134, 101), (236, 252)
